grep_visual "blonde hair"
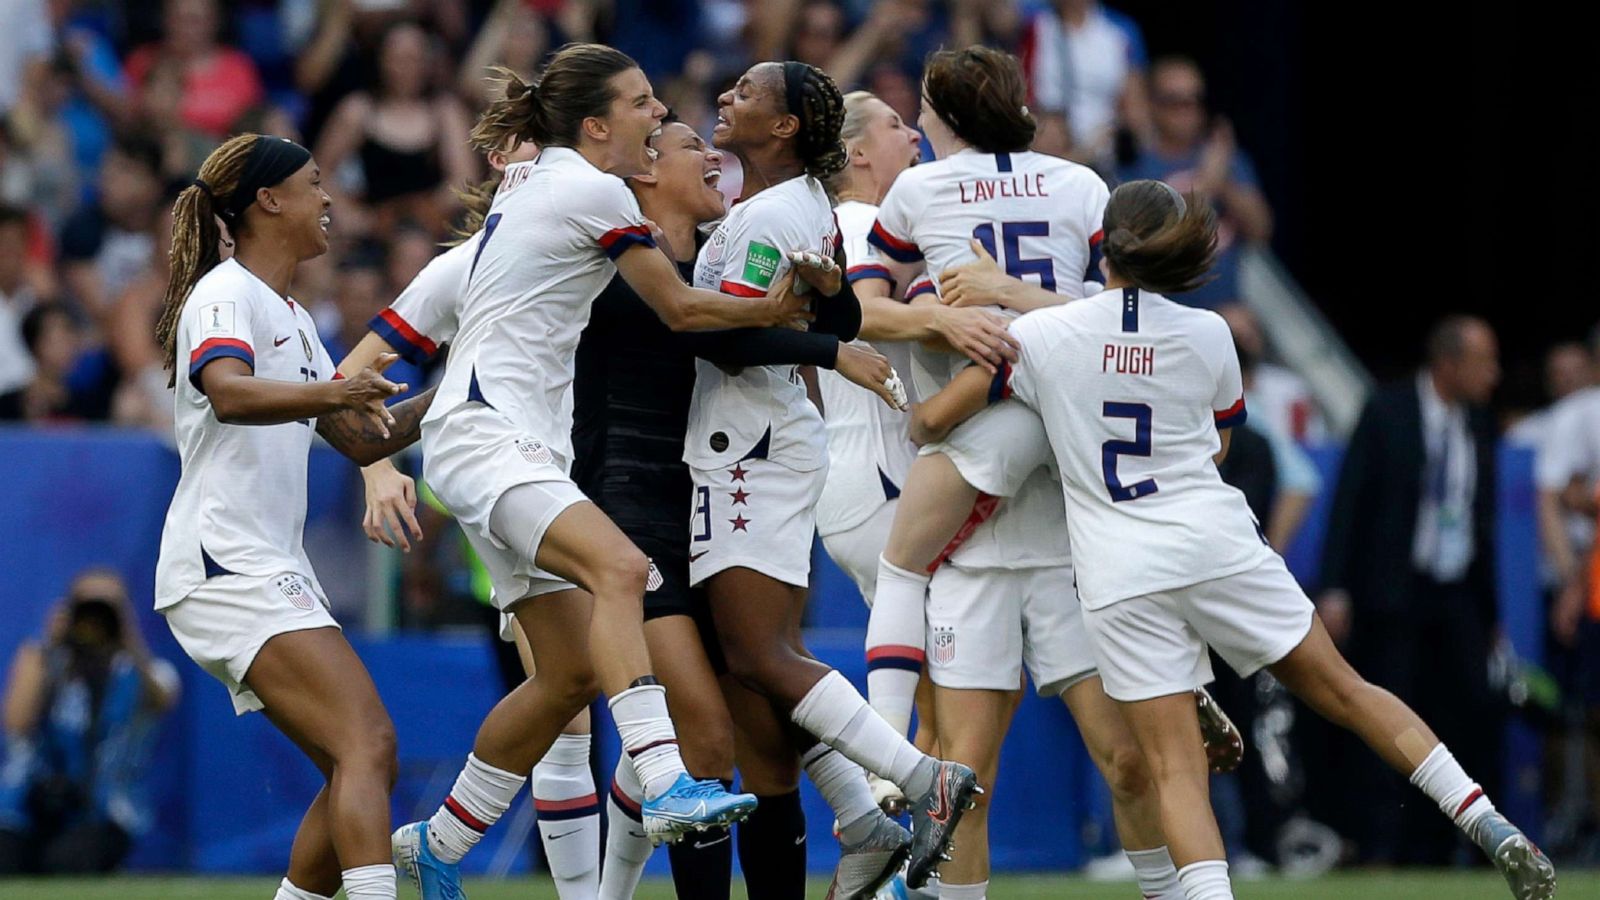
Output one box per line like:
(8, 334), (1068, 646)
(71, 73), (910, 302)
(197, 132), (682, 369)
(155, 134), (259, 387)
(823, 91), (879, 195)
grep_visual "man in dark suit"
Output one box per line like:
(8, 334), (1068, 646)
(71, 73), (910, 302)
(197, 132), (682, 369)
(1316, 315), (1503, 864)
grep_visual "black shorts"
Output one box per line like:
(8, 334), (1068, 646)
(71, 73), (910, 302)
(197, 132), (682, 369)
(614, 521), (726, 675)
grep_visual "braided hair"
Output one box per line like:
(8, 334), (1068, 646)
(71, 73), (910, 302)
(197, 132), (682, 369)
(778, 61), (848, 180)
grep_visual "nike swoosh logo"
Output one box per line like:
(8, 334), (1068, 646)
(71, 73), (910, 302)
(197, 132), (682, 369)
(274, 336), (292, 346)
(547, 829), (582, 840)
(689, 551), (708, 562)
(794, 835), (807, 845)
(628, 830), (648, 839)
(930, 776), (951, 824)
(693, 834), (731, 849)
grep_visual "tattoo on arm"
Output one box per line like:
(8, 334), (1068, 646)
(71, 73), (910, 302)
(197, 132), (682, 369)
(316, 387), (436, 466)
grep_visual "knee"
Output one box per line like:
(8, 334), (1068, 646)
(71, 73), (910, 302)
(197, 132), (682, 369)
(545, 662), (602, 713)
(589, 547), (650, 602)
(330, 718), (399, 788)
(1101, 741), (1154, 803)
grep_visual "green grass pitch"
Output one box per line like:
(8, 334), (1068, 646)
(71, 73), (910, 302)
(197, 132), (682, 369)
(2, 872), (1593, 899)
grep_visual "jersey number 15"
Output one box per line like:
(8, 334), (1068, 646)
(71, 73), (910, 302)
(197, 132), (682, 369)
(972, 222), (1056, 291)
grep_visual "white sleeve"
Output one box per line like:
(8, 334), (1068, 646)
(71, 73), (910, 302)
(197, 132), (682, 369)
(375, 240), (471, 362)
(567, 174), (656, 261)
(866, 179), (924, 265)
(713, 201), (813, 297)
(183, 289), (262, 393)
(1209, 320), (1247, 429)
(996, 313), (1050, 409)
(843, 215), (892, 289)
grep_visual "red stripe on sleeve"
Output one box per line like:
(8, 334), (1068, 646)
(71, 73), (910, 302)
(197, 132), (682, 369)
(378, 308), (439, 358)
(718, 280), (769, 298)
(1214, 397), (1246, 421)
(188, 337), (253, 364)
(1088, 229), (1104, 247)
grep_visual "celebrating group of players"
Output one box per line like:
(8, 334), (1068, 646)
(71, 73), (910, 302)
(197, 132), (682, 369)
(149, 36), (1555, 900)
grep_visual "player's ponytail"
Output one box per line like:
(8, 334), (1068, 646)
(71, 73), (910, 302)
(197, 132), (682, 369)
(780, 61), (847, 181)
(1100, 180), (1218, 296)
(450, 174), (502, 245)
(156, 134), (258, 387)
(922, 46), (1035, 154)
(472, 44), (639, 153)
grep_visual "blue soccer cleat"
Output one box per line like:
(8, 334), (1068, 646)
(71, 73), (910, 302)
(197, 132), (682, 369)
(392, 820), (466, 900)
(641, 773), (759, 845)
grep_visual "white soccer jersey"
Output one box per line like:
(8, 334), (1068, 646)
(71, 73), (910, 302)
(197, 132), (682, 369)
(423, 148), (655, 465)
(866, 148), (1109, 399)
(155, 259), (338, 609)
(816, 200), (916, 536)
(997, 287), (1273, 609)
(685, 173), (839, 471)
(369, 232), (478, 363)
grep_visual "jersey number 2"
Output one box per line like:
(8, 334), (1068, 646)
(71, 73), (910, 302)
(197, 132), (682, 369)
(1102, 402), (1158, 502)
(972, 222), (1056, 291)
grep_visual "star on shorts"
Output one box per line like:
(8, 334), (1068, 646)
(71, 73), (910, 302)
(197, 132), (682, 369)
(730, 514), (750, 532)
(729, 487), (750, 505)
(730, 463), (749, 482)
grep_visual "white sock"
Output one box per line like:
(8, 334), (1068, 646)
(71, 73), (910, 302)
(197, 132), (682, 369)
(598, 755), (653, 900)
(1176, 860), (1233, 900)
(801, 742), (884, 844)
(1127, 846), (1183, 899)
(939, 880), (987, 900)
(609, 684), (688, 798)
(865, 557), (928, 738)
(341, 864), (396, 900)
(273, 878), (333, 900)
(427, 752), (528, 863)
(1409, 743), (1496, 834)
(792, 670), (938, 798)
(533, 732), (600, 899)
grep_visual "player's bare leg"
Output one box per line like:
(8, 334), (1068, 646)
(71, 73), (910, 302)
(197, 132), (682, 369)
(929, 685), (1020, 896)
(1116, 692), (1233, 898)
(1061, 677), (1182, 899)
(248, 627), (399, 899)
(1270, 618), (1554, 899)
(880, 453), (985, 573)
(278, 787), (340, 898)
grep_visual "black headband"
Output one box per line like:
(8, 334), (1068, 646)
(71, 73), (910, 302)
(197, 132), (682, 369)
(782, 61), (809, 127)
(220, 136), (313, 223)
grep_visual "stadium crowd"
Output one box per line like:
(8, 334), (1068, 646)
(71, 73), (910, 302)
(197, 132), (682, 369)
(0, 0), (1596, 883)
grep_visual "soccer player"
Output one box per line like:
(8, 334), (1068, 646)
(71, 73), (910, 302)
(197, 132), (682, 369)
(686, 59), (978, 897)
(387, 43), (828, 900)
(819, 92), (1019, 841)
(567, 113), (902, 900)
(912, 180), (1555, 900)
(154, 134), (433, 900)
(845, 47), (1220, 899)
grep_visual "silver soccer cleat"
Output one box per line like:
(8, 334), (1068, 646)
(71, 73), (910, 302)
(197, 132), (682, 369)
(826, 814), (912, 900)
(1471, 811), (1555, 900)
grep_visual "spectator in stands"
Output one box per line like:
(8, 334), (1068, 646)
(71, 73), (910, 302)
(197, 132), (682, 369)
(0, 205), (40, 395)
(0, 0), (50, 116)
(1511, 340), (1592, 448)
(312, 19), (476, 238)
(1317, 315), (1503, 865)
(1, 49), (86, 229)
(321, 238), (424, 400)
(0, 304), (115, 422)
(0, 568), (179, 874)
(1221, 304), (1325, 444)
(124, 0), (264, 140)
(57, 132), (165, 330)
(1119, 56), (1272, 309)
(1018, 0), (1147, 164)
(458, 0), (552, 105)
(105, 186), (182, 433)
(1539, 325), (1600, 651)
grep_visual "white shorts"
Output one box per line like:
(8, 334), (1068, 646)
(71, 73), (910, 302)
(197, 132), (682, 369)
(162, 571), (340, 715)
(689, 457), (825, 588)
(422, 404), (576, 537)
(925, 562), (1096, 697)
(920, 399), (1049, 499)
(1083, 555), (1317, 702)
(820, 499), (897, 605)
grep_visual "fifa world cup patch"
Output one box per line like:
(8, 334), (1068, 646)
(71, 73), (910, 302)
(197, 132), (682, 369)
(276, 574), (314, 610)
(516, 438), (554, 465)
(645, 559), (664, 592)
(742, 241), (783, 288)
(200, 301), (236, 337)
(931, 625), (956, 665)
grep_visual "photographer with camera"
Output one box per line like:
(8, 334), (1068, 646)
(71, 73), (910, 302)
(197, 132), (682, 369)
(0, 568), (180, 874)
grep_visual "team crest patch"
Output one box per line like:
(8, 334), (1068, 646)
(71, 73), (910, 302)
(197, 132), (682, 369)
(709, 432), (730, 453)
(931, 626), (956, 665)
(200, 301), (236, 337)
(645, 560), (664, 592)
(516, 438), (554, 465)
(742, 241), (782, 288)
(276, 574), (314, 610)
(299, 329), (313, 361)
